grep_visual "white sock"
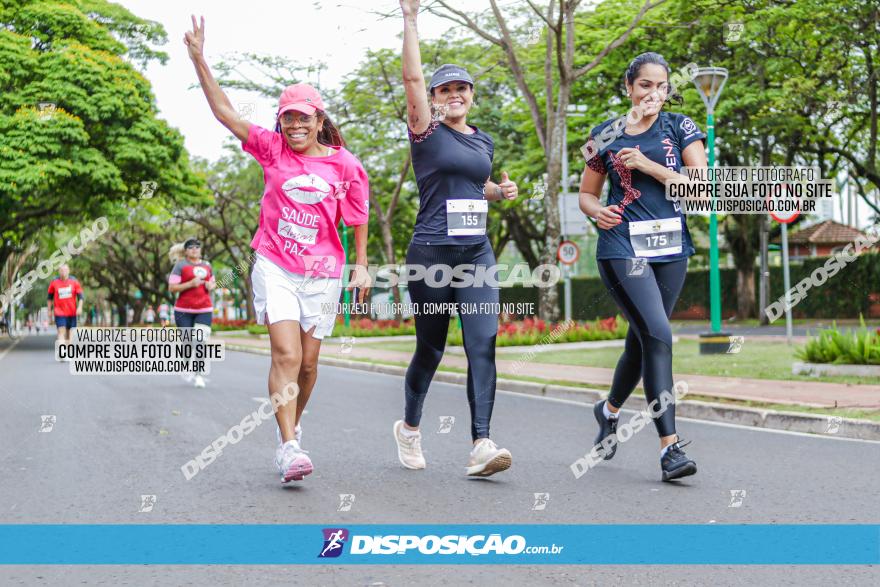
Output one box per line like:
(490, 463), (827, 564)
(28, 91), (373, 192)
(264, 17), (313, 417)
(603, 402), (619, 420)
(400, 425), (420, 437)
(660, 443), (674, 458)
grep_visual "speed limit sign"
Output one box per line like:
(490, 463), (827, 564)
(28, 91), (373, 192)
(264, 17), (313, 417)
(768, 183), (800, 224)
(557, 240), (580, 265)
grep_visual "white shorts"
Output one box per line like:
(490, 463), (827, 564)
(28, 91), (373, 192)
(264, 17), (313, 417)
(252, 254), (341, 339)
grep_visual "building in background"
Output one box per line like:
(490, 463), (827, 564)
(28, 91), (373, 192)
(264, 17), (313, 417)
(777, 220), (869, 260)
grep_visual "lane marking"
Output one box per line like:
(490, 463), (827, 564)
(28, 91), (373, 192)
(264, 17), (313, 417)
(0, 338), (21, 363)
(318, 365), (880, 445)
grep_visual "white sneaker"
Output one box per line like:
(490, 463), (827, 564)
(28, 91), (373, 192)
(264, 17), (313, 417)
(276, 423), (302, 447)
(466, 438), (512, 477)
(274, 440), (313, 483)
(193, 375), (206, 388)
(393, 420), (425, 470)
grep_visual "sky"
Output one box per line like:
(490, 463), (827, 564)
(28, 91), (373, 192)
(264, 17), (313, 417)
(116, 0), (457, 162)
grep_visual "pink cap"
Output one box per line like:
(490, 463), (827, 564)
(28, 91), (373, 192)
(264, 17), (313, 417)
(277, 83), (325, 117)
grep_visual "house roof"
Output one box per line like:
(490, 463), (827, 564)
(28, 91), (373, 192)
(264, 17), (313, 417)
(781, 220), (867, 245)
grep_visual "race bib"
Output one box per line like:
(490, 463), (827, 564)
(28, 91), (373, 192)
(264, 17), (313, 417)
(446, 199), (488, 236)
(629, 217), (683, 257)
(57, 286), (72, 299)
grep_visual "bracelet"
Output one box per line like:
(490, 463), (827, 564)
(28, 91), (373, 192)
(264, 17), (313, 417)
(495, 186), (503, 199)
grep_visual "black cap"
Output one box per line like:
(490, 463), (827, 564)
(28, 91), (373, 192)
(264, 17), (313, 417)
(428, 64), (474, 90)
(184, 238), (201, 249)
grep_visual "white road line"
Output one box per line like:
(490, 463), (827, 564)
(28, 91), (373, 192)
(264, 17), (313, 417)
(0, 338), (21, 362)
(494, 388), (880, 445)
(320, 365), (880, 445)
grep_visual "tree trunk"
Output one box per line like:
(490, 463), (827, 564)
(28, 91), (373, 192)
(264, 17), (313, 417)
(132, 300), (144, 325)
(116, 303), (127, 327)
(538, 104), (567, 321)
(379, 219), (402, 314)
(736, 264), (756, 320)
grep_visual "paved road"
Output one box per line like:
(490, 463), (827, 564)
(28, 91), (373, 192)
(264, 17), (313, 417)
(1, 334), (878, 585)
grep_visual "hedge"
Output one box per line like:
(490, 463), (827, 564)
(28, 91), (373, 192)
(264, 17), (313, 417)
(500, 252), (880, 320)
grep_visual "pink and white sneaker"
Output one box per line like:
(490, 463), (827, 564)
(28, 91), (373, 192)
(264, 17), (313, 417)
(275, 440), (313, 483)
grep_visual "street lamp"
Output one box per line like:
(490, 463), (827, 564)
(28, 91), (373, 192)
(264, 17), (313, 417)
(693, 67), (730, 354)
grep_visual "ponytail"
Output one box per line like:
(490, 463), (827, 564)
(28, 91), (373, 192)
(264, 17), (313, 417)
(317, 112), (345, 147)
(168, 243), (185, 263)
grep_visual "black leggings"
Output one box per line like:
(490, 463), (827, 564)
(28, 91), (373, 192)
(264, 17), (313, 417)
(404, 240), (499, 441)
(597, 258), (688, 438)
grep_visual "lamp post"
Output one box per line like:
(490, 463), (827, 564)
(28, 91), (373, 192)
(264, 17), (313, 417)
(340, 220), (350, 327)
(693, 67), (731, 354)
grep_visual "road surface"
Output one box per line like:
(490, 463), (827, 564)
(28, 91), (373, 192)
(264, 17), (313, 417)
(0, 334), (877, 585)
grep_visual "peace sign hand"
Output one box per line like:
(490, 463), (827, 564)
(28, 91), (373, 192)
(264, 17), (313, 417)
(184, 15), (206, 61)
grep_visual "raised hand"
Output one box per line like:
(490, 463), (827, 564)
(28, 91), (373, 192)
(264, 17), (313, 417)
(400, 0), (421, 18)
(183, 15), (205, 61)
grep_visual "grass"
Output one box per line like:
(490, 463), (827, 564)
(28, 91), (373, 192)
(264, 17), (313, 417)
(528, 338), (879, 385)
(671, 318), (880, 328)
(334, 356), (880, 423)
(360, 338), (878, 385)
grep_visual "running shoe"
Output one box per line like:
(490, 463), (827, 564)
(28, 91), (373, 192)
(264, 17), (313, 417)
(466, 438), (512, 477)
(275, 440), (313, 483)
(393, 420), (426, 470)
(193, 375), (206, 388)
(593, 400), (619, 461)
(275, 423), (302, 446)
(661, 439), (697, 482)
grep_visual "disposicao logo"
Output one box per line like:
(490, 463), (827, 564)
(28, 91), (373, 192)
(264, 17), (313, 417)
(318, 528), (349, 558)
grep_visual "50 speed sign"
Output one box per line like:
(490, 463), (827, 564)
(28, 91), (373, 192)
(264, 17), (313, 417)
(557, 240), (580, 265)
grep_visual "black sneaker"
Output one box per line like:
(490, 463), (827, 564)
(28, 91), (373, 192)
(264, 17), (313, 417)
(661, 439), (697, 482)
(592, 400), (619, 461)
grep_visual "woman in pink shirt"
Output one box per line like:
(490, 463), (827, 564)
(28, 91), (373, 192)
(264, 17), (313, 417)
(185, 16), (370, 484)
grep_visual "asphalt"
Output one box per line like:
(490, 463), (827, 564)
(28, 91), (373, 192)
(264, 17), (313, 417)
(0, 334), (878, 585)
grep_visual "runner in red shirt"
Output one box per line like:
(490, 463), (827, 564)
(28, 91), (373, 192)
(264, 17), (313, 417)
(47, 264), (83, 343)
(168, 238), (215, 388)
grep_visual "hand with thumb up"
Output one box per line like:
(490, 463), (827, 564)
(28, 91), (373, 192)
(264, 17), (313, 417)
(497, 171), (518, 200)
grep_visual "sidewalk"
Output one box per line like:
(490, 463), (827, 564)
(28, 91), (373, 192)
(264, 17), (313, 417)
(214, 335), (880, 410)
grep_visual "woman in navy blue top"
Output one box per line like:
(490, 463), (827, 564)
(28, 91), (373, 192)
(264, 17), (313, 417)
(579, 52), (708, 482)
(392, 0), (519, 478)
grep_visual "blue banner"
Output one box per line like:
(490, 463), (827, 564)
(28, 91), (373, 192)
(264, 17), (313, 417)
(0, 525), (877, 564)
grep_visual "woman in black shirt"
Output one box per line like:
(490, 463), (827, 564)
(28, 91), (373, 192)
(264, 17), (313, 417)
(392, 0), (519, 478)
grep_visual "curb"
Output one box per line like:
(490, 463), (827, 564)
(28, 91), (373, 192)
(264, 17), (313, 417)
(793, 361), (880, 378)
(225, 344), (880, 441)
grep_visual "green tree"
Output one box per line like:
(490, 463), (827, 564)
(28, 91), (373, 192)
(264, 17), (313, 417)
(0, 0), (206, 272)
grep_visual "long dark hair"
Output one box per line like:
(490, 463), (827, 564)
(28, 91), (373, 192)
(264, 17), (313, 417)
(274, 110), (346, 148)
(624, 52), (683, 106)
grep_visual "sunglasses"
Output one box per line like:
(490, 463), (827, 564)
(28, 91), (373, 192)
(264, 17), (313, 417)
(280, 112), (317, 125)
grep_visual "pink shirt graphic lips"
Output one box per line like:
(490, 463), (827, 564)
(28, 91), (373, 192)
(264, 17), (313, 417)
(282, 173), (332, 205)
(242, 124), (370, 278)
